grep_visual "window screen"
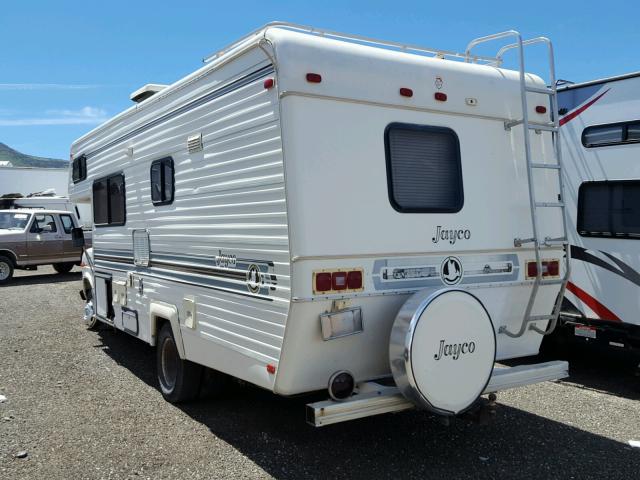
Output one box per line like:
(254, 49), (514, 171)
(93, 173), (126, 227)
(72, 155), (87, 183)
(582, 121), (640, 148)
(150, 157), (174, 205)
(385, 123), (463, 213)
(578, 181), (640, 237)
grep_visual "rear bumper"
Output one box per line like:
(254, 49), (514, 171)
(306, 360), (568, 427)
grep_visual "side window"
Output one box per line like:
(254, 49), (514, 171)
(72, 155), (87, 183)
(60, 214), (75, 234)
(93, 173), (126, 227)
(582, 121), (640, 148)
(150, 157), (174, 205)
(385, 123), (463, 213)
(30, 214), (57, 233)
(578, 181), (640, 237)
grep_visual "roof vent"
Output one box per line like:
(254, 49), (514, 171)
(130, 84), (168, 103)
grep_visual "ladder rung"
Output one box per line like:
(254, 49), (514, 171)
(526, 86), (555, 95)
(528, 123), (558, 132)
(527, 315), (555, 322)
(543, 237), (567, 246)
(530, 163), (561, 169)
(535, 202), (564, 208)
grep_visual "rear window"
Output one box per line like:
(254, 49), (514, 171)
(384, 123), (463, 213)
(578, 180), (640, 237)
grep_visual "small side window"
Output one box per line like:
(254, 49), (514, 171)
(60, 214), (75, 234)
(150, 157), (174, 206)
(93, 173), (126, 227)
(72, 155), (87, 183)
(582, 120), (640, 148)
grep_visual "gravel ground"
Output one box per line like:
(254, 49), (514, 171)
(1, 266), (639, 479)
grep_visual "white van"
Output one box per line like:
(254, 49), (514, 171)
(70, 24), (569, 426)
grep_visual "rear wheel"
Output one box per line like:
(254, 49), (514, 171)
(156, 322), (202, 403)
(53, 262), (74, 274)
(0, 256), (14, 284)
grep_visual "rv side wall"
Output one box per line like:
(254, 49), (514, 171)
(70, 46), (292, 391)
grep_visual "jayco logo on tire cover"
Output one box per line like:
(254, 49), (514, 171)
(433, 339), (476, 361)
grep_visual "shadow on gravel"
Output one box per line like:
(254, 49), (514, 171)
(95, 328), (640, 479)
(2, 271), (81, 287)
(507, 348), (640, 402)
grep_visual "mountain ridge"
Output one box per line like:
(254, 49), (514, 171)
(0, 143), (67, 169)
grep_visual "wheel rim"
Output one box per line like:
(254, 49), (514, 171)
(0, 262), (9, 281)
(160, 336), (179, 391)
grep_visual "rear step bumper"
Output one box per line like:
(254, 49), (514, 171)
(306, 360), (568, 427)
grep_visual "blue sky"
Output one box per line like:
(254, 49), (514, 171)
(1, 0), (638, 160)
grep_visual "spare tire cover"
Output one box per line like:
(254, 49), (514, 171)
(389, 289), (496, 415)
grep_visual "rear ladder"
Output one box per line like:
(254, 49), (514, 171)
(465, 32), (570, 338)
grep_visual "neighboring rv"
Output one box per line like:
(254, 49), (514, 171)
(70, 24), (570, 426)
(556, 72), (640, 357)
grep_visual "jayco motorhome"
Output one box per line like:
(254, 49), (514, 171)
(70, 24), (570, 426)
(556, 72), (640, 357)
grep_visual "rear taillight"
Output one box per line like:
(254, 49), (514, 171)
(526, 259), (560, 279)
(313, 269), (364, 294)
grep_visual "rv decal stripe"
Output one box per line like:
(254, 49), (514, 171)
(559, 89), (609, 126)
(83, 64), (275, 159)
(565, 281), (621, 322)
(570, 245), (640, 288)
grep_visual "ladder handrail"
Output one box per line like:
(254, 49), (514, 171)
(464, 30), (522, 63)
(203, 21), (500, 65)
(495, 35), (571, 338)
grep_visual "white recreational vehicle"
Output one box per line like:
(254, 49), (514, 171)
(70, 24), (571, 426)
(556, 72), (640, 357)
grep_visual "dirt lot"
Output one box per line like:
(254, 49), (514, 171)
(1, 267), (639, 479)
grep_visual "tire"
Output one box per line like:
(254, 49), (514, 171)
(53, 262), (74, 274)
(0, 256), (14, 284)
(156, 322), (202, 403)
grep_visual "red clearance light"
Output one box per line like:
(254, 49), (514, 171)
(332, 271), (348, 290)
(527, 260), (560, 278)
(434, 92), (447, 102)
(399, 87), (413, 98)
(266, 364), (276, 374)
(306, 73), (322, 83)
(535, 105), (547, 114)
(315, 272), (332, 292)
(546, 260), (560, 276)
(347, 270), (363, 289)
(263, 78), (274, 89)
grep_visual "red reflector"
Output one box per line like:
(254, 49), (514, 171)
(306, 73), (322, 83)
(536, 105), (547, 114)
(434, 92), (447, 101)
(546, 260), (560, 276)
(347, 270), (363, 290)
(399, 87), (413, 98)
(263, 78), (274, 89)
(266, 364), (276, 374)
(527, 262), (538, 278)
(315, 272), (332, 292)
(332, 271), (348, 290)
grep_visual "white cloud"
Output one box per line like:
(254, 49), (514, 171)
(0, 83), (102, 90)
(0, 106), (108, 126)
